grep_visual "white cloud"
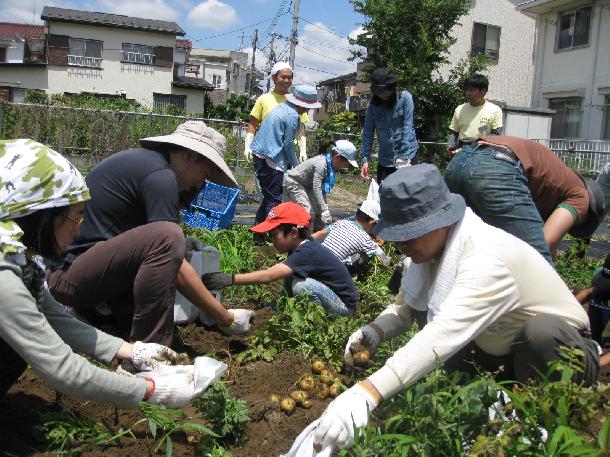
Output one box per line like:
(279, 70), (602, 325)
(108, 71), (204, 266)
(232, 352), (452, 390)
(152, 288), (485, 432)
(98, 0), (180, 22)
(0, 0), (77, 24)
(187, 0), (237, 31)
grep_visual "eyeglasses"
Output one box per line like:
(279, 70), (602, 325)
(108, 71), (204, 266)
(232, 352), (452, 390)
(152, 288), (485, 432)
(63, 214), (84, 227)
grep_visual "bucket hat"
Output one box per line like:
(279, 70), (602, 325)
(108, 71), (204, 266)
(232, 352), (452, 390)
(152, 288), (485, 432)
(271, 61), (292, 77)
(251, 202), (311, 233)
(370, 67), (398, 94)
(332, 140), (358, 168)
(286, 85), (322, 109)
(374, 164), (466, 241)
(569, 177), (605, 239)
(140, 121), (238, 188)
(359, 199), (380, 221)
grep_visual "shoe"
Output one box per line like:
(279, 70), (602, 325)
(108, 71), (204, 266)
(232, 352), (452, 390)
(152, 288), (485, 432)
(116, 359), (138, 377)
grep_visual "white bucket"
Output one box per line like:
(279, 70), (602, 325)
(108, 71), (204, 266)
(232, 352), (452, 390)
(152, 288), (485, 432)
(174, 246), (222, 324)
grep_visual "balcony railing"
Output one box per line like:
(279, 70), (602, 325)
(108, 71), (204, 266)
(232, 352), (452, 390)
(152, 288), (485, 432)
(534, 139), (610, 173)
(67, 55), (102, 68)
(121, 51), (154, 65)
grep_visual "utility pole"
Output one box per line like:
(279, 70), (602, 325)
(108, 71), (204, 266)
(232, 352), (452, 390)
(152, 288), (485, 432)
(248, 28), (258, 97)
(239, 32), (245, 52)
(266, 33), (276, 92)
(288, 0), (300, 68)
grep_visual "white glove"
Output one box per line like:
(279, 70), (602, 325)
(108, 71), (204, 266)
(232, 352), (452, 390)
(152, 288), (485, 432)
(375, 247), (391, 267)
(344, 324), (382, 367)
(244, 132), (254, 162)
(146, 372), (197, 408)
(219, 309), (255, 336)
(321, 210), (332, 225)
(298, 135), (307, 163)
(313, 383), (379, 450)
(131, 341), (182, 372)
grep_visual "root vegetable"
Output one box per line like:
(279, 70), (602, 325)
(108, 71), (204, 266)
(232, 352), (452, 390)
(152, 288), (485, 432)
(320, 369), (334, 384)
(329, 384), (341, 398)
(280, 397), (296, 414)
(176, 353), (190, 365)
(299, 375), (315, 391)
(290, 390), (309, 405)
(269, 394), (280, 404)
(302, 399), (313, 409)
(317, 383), (330, 400)
(353, 350), (371, 367)
(312, 360), (326, 374)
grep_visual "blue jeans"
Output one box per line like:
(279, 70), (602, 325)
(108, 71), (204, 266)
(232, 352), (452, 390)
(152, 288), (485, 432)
(444, 143), (553, 264)
(253, 156), (284, 224)
(290, 277), (352, 316)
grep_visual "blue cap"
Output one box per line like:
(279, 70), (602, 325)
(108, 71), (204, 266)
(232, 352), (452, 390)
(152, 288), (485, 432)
(286, 85), (322, 109)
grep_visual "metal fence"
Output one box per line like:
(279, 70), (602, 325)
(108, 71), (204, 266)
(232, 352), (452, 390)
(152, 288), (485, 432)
(534, 139), (610, 175)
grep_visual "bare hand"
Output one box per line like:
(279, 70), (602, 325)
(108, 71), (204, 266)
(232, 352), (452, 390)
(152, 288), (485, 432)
(360, 162), (370, 180)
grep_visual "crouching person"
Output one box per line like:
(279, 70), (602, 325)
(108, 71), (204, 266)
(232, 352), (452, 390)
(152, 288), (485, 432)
(0, 140), (202, 408)
(312, 164), (599, 452)
(202, 202), (358, 316)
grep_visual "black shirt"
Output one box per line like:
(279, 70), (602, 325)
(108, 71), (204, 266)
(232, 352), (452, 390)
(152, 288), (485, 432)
(283, 239), (358, 308)
(68, 148), (180, 255)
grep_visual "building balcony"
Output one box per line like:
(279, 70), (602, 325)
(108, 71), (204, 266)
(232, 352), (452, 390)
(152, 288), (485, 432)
(67, 54), (102, 68)
(121, 51), (154, 65)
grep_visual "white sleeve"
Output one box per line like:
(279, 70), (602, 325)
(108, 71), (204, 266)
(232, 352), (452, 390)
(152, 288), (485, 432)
(368, 254), (517, 399)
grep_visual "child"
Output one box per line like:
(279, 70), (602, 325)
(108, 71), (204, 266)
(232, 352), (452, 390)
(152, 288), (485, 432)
(201, 202), (358, 316)
(283, 140), (358, 231)
(312, 199), (390, 275)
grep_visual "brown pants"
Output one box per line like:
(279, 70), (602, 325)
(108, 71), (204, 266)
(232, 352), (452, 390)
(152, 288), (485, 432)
(47, 221), (184, 346)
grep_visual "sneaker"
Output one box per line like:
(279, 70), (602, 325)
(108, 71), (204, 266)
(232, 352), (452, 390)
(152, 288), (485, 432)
(116, 359), (138, 377)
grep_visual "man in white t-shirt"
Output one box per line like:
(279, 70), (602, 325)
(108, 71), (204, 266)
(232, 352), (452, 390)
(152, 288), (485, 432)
(447, 74), (503, 155)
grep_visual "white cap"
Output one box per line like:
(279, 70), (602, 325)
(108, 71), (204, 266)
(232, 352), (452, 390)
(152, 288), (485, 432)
(359, 199), (380, 221)
(332, 140), (358, 168)
(270, 61), (292, 77)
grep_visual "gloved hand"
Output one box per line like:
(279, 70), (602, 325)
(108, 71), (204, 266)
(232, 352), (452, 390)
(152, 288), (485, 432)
(344, 324), (382, 368)
(185, 236), (204, 253)
(145, 372), (197, 408)
(219, 309), (255, 336)
(299, 135), (308, 163)
(321, 210), (332, 225)
(313, 383), (379, 450)
(244, 132), (254, 162)
(131, 341), (184, 372)
(201, 272), (234, 290)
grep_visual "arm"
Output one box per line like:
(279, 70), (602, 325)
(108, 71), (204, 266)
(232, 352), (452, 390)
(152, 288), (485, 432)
(543, 207), (577, 259)
(361, 103), (375, 165)
(0, 268), (147, 408)
(312, 227), (330, 240)
(400, 93), (418, 160)
(311, 161), (328, 214)
(447, 131), (459, 152)
(234, 262), (294, 285)
(247, 115), (260, 135)
(176, 259), (234, 327)
(283, 116), (300, 169)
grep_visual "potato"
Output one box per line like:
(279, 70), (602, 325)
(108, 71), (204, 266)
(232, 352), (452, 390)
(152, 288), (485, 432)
(329, 384), (341, 398)
(312, 360), (326, 374)
(280, 397), (296, 414)
(176, 353), (190, 365)
(290, 390), (309, 405)
(353, 349), (371, 367)
(320, 369), (334, 384)
(302, 399), (313, 409)
(316, 383), (330, 400)
(299, 375), (316, 391)
(269, 394), (280, 404)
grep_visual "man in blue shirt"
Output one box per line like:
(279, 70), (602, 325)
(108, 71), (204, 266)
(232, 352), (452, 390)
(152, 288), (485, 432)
(250, 85), (321, 232)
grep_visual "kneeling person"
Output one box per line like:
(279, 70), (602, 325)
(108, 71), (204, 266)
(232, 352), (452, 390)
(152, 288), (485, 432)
(202, 203), (358, 316)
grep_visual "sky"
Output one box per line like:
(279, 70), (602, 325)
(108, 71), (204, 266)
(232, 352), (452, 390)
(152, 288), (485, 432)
(1, 0), (367, 86)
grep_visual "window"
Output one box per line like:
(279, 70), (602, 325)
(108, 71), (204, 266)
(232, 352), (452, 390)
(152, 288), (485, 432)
(0, 47), (6, 63)
(232, 62), (239, 75)
(68, 38), (103, 68)
(153, 93), (186, 110)
(557, 6), (592, 50)
(471, 22), (501, 63)
(212, 74), (222, 89)
(603, 96), (610, 140)
(549, 97), (583, 138)
(122, 43), (155, 65)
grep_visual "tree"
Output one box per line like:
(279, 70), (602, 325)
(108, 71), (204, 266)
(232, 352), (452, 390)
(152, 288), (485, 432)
(350, 0), (491, 139)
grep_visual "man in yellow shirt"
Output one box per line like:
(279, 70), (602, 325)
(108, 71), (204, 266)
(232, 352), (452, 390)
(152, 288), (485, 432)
(244, 62), (309, 163)
(447, 74), (503, 155)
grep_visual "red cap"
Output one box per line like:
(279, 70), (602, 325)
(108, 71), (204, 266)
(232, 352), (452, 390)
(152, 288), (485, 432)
(251, 202), (311, 233)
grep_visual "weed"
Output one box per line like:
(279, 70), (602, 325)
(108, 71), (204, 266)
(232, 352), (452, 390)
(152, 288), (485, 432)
(555, 237), (602, 291)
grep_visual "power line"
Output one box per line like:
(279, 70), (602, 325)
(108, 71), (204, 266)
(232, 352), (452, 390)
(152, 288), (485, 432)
(298, 38), (354, 52)
(188, 15), (285, 43)
(298, 16), (348, 39)
(294, 64), (341, 76)
(297, 44), (352, 64)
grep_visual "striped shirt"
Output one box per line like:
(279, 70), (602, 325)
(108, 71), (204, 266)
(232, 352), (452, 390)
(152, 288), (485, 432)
(322, 219), (380, 262)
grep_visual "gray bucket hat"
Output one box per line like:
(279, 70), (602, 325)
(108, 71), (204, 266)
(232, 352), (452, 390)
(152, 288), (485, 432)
(140, 120), (238, 188)
(374, 164), (466, 241)
(569, 177), (605, 239)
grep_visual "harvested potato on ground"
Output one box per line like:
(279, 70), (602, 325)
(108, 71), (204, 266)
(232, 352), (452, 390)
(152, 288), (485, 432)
(317, 383), (330, 400)
(329, 384), (341, 398)
(176, 353), (190, 365)
(302, 399), (313, 409)
(320, 369), (334, 384)
(353, 349), (372, 367)
(269, 394), (280, 404)
(290, 390), (309, 405)
(281, 397), (296, 414)
(299, 375), (316, 391)
(312, 360), (326, 374)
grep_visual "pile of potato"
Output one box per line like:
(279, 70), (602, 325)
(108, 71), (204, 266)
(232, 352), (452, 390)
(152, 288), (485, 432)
(269, 360), (344, 415)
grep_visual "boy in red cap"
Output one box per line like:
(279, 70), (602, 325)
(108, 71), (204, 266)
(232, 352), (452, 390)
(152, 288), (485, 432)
(202, 202), (358, 316)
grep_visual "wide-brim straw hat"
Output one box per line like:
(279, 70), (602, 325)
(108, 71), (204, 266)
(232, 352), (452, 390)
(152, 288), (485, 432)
(285, 84), (322, 109)
(140, 120), (238, 188)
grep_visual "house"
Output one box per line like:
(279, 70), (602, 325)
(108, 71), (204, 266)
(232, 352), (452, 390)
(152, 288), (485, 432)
(518, 0), (610, 140)
(0, 7), (213, 112)
(315, 72), (358, 122)
(188, 48), (249, 104)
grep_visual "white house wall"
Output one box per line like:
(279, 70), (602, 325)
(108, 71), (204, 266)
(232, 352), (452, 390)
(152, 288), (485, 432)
(172, 86), (205, 114)
(0, 66), (48, 91)
(46, 22), (175, 108)
(531, 1), (610, 139)
(440, 0), (536, 107)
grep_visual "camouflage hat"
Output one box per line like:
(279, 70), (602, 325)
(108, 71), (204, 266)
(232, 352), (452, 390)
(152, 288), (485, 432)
(0, 139), (90, 259)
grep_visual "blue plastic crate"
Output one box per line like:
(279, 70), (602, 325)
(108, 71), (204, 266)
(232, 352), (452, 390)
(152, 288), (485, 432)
(181, 180), (240, 230)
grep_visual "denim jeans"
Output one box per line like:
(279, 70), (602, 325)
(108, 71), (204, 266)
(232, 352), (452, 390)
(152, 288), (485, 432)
(444, 143), (553, 264)
(291, 277), (352, 316)
(253, 155), (284, 224)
